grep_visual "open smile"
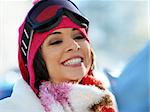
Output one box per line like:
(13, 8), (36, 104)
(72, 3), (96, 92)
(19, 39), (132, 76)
(61, 56), (83, 67)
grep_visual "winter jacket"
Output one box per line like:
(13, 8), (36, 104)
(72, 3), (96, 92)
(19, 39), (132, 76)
(0, 77), (116, 112)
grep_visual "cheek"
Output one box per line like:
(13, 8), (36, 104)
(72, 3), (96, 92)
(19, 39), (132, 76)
(41, 47), (62, 70)
(42, 49), (63, 80)
(82, 42), (92, 68)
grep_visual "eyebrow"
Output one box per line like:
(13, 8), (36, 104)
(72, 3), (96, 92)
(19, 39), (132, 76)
(72, 28), (77, 31)
(50, 31), (62, 35)
(50, 28), (78, 36)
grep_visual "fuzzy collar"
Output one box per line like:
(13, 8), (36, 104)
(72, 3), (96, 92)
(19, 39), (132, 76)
(0, 78), (116, 112)
(39, 81), (112, 112)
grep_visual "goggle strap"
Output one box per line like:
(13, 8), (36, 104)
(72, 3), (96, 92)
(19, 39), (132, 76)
(63, 10), (88, 30)
(21, 22), (34, 66)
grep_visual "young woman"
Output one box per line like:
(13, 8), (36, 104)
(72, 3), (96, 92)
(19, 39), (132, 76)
(0, 0), (117, 112)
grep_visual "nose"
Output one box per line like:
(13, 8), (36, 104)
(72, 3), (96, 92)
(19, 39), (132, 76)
(65, 39), (80, 52)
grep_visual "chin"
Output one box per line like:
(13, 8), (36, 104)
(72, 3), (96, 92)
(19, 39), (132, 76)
(69, 73), (85, 81)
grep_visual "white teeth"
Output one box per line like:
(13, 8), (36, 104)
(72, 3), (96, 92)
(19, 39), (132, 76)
(63, 58), (82, 66)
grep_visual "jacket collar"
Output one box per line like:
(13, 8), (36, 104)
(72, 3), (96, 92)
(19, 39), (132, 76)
(0, 78), (44, 112)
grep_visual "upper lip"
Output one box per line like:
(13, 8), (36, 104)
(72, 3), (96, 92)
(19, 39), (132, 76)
(61, 55), (83, 64)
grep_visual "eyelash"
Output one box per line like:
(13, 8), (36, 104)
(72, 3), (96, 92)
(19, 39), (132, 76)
(49, 40), (62, 45)
(49, 36), (85, 45)
(74, 36), (85, 40)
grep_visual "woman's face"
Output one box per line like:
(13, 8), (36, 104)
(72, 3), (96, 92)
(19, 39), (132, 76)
(41, 28), (91, 84)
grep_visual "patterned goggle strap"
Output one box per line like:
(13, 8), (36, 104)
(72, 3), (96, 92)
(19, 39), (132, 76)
(20, 22), (33, 67)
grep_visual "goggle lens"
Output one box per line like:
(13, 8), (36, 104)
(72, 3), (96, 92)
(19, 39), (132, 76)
(27, 0), (88, 32)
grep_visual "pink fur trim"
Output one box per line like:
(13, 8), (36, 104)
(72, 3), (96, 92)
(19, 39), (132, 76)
(39, 81), (71, 112)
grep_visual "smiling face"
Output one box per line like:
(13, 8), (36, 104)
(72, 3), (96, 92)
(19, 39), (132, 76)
(41, 28), (92, 84)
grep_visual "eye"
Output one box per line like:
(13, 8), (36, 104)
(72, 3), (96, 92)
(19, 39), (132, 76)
(74, 35), (85, 40)
(49, 40), (63, 45)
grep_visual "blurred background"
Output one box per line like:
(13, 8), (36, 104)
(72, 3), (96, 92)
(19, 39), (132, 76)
(0, 0), (148, 76)
(0, 0), (149, 111)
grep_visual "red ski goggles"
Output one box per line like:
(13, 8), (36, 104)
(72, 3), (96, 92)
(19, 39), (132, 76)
(21, 0), (89, 65)
(25, 0), (89, 32)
